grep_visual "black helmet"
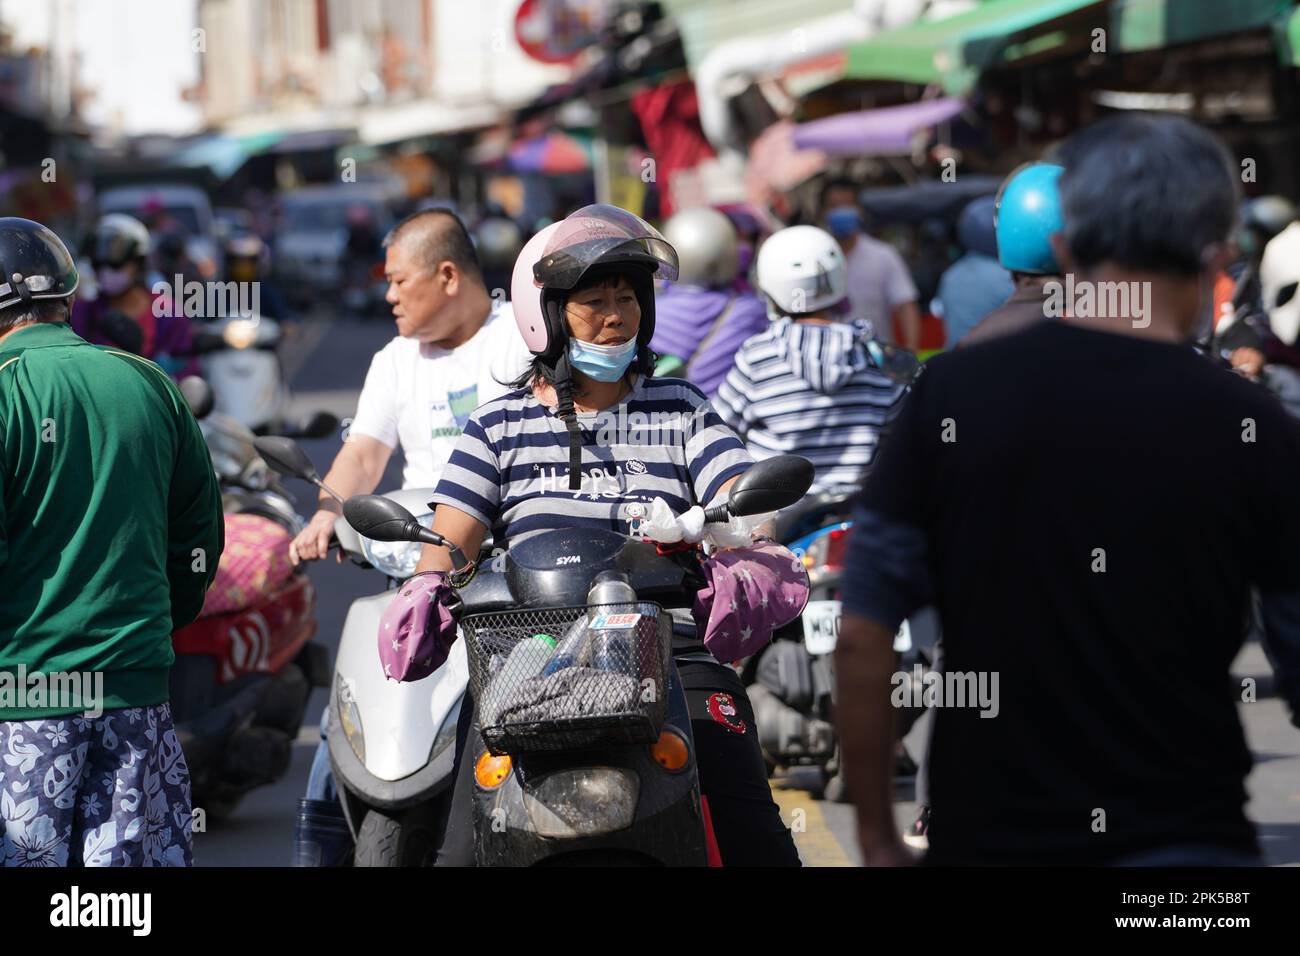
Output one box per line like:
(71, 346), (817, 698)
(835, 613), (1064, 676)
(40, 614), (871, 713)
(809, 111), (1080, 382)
(0, 217), (80, 311)
(957, 195), (999, 258)
(89, 213), (151, 268)
(473, 216), (523, 272)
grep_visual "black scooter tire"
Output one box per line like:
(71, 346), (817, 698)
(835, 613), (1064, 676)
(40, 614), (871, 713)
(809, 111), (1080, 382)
(353, 805), (441, 867)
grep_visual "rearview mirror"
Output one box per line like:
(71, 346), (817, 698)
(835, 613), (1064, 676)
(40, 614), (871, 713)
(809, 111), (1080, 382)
(726, 455), (814, 517)
(298, 411), (340, 440)
(253, 435), (318, 482)
(179, 376), (214, 420)
(343, 495), (424, 543)
(343, 496), (468, 574)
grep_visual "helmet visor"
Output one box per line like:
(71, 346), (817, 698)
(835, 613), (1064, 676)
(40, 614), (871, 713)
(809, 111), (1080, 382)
(92, 229), (144, 268)
(534, 204), (679, 289)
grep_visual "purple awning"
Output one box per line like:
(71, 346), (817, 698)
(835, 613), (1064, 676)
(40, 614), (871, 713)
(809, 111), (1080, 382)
(791, 97), (966, 156)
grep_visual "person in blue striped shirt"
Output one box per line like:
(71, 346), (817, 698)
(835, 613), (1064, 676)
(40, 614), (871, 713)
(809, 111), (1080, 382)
(714, 225), (909, 494)
(415, 205), (801, 866)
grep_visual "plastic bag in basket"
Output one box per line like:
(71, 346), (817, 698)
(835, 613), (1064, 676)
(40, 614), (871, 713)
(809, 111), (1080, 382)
(488, 666), (641, 726)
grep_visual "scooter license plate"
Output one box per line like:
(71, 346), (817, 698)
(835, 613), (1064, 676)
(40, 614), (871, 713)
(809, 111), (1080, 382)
(801, 602), (912, 655)
(802, 600), (840, 655)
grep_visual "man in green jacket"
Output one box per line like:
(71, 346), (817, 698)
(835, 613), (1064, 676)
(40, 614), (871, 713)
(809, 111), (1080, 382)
(0, 218), (222, 867)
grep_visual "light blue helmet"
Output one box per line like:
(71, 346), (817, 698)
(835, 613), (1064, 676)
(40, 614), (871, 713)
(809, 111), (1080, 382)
(995, 162), (1064, 274)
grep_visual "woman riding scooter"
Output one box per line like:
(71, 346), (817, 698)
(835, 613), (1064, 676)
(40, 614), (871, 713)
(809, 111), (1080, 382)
(383, 204), (805, 866)
(70, 213), (200, 380)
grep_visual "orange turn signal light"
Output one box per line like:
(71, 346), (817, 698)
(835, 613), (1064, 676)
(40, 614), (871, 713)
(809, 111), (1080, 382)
(650, 729), (690, 771)
(475, 752), (512, 789)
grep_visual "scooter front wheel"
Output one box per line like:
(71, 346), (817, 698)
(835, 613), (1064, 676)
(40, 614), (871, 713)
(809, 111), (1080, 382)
(353, 804), (442, 867)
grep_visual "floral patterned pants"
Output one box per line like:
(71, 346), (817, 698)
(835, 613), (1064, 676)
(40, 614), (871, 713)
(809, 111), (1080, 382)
(1, 703), (193, 867)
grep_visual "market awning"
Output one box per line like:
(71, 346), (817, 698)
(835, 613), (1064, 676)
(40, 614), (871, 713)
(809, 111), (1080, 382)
(834, 0), (1297, 95)
(507, 130), (593, 174)
(167, 130), (287, 179)
(842, 0), (1105, 94)
(1279, 3), (1300, 65)
(660, 0), (864, 69)
(792, 97), (966, 155)
(743, 119), (827, 216)
(268, 128), (354, 154)
(357, 100), (502, 146)
(1112, 0), (1294, 53)
(858, 175), (1005, 224)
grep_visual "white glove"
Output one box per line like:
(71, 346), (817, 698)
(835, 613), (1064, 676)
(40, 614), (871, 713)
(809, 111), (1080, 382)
(641, 497), (707, 543)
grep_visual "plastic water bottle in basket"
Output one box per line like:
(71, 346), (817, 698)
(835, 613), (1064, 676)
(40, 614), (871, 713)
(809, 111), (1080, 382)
(587, 571), (641, 674)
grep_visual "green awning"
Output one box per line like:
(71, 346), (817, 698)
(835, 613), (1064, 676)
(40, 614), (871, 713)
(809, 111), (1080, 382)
(1112, 0), (1293, 53)
(1278, 4), (1300, 65)
(660, 0), (856, 69)
(168, 130), (287, 180)
(844, 0), (1103, 94)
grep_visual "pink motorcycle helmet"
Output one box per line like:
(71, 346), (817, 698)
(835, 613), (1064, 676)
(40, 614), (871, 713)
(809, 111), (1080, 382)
(510, 222), (563, 354)
(509, 204), (679, 362)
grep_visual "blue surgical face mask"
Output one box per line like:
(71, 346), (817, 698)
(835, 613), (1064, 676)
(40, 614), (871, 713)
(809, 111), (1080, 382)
(568, 336), (638, 382)
(824, 206), (861, 239)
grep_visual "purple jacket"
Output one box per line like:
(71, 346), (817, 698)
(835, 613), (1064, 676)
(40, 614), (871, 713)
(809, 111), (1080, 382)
(70, 295), (201, 381)
(651, 285), (770, 398)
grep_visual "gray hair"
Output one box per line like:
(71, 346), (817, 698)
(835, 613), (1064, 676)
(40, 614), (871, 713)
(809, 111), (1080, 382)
(0, 298), (69, 337)
(1058, 113), (1238, 276)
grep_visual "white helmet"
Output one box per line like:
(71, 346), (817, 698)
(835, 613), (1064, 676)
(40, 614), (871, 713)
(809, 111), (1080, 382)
(755, 225), (847, 319)
(1260, 221), (1300, 347)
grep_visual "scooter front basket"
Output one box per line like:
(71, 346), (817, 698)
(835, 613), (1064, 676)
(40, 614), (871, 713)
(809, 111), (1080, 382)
(461, 603), (671, 756)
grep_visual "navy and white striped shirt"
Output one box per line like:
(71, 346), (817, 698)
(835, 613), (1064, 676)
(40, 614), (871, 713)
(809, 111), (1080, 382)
(714, 318), (906, 492)
(430, 375), (752, 544)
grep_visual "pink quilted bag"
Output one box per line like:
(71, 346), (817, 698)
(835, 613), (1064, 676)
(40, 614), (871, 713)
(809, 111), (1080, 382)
(200, 513), (295, 617)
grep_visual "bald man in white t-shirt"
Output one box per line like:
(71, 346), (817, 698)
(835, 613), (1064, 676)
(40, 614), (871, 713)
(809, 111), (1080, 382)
(291, 209), (531, 865)
(290, 209), (530, 564)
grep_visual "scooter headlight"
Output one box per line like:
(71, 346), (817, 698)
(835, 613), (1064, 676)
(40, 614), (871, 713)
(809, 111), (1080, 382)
(360, 511), (433, 579)
(522, 768), (639, 838)
(335, 674), (365, 763)
(222, 318), (259, 349)
(219, 314), (279, 349)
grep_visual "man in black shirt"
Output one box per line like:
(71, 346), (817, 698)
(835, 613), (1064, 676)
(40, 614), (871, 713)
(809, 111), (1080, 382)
(836, 113), (1300, 866)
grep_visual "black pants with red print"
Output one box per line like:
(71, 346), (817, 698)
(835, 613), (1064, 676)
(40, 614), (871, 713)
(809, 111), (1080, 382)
(434, 657), (801, 867)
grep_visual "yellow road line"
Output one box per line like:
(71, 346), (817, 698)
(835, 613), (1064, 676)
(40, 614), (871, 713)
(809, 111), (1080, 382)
(770, 781), (856, 867)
